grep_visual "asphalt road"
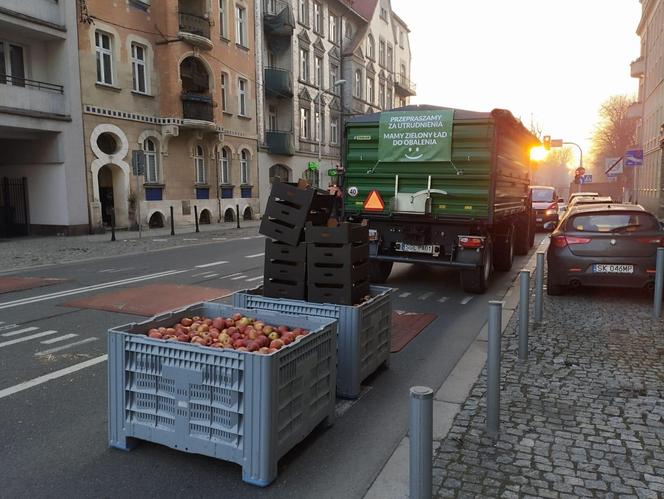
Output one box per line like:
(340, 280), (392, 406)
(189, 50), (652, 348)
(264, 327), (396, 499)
(0, 232), (545, 498)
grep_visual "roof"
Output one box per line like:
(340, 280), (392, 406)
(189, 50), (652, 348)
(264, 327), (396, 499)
(567, 203), (646, 214)
(351, 0), (380, 20)
(391, 11), (410, 31)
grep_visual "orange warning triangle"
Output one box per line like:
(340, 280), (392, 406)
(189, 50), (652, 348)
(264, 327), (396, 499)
(364, 190), (385, 211)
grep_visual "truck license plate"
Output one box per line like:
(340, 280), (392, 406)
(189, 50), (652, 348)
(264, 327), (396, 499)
(592, 264), (634, 274)
(396, 243), (438, 255)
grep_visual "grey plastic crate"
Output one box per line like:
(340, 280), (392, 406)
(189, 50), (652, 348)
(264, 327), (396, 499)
(108, 302), (337, 487)
(234, 286), (392, 399)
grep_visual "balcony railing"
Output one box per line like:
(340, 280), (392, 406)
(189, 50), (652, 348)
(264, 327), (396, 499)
(1, 75), (63, 93)
(264, 67), (293, 97)
(263, 0), (294, 38)
(395, 75), (417, 96)
(178, 12), (211, 40)
(630, 57), (645, 78)
(266, 130), (295, 156)
(0, 74), (65, 116)
(181, 93), (214, 122)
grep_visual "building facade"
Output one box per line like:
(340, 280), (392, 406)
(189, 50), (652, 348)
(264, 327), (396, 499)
(254, 0), (413, 212)
(0, 0), (88, 235)
(631, 0), (664, 217)
(77, 0), (259, 231)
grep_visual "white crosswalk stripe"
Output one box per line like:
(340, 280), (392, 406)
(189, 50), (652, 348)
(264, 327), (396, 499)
(418, 292), (434, 300)
(398, 292), (411, 298)
(0, 323), (18, 332)
(202, 273), (219, 278)
(40, 334), (78, 345)
(246, 275), (264, 282)
(2, 326), (39, 337)
(0, 330), (59, 348)
(245, 253), (264, 259)
(460, 296), (473, 305)
(438, 296), (449, 303)
(231, 275), (248, 280)
(194, 260), (229, 269)
(35, 337), (99, 356)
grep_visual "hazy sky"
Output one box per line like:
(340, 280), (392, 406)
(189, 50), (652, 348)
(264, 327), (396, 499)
(390, 0), (641, 162)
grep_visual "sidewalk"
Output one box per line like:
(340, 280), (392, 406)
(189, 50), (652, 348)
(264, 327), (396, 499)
(0, 220), (260, 271)
(432, 250), (664, 497)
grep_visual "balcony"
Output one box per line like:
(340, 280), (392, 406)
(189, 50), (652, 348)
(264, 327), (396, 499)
(178, 12), (213, 50)
(627, 101), (643, 120)
(631, 57), (645, 78)
(0, 0), (63, 31)
(266, 130), (295, 156)
(264, 67), (293, 97)
(0, 75), (66, 117)
(394, 75), (416, 96)
(181, 93), (216, 129)
(263, 0), (294, 38)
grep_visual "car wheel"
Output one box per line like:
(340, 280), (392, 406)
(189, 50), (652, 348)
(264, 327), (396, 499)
(460, 238), (493, 294)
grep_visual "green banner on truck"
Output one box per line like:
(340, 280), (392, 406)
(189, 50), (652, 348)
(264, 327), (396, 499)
(378, 109), (454, 163)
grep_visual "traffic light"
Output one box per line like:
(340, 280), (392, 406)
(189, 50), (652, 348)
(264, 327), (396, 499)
(543, 135), (551, 150)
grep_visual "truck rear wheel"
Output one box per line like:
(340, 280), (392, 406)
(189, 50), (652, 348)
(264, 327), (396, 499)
(515, 216), (530, 256)
(494, 226), (515, 271)
(369, 261), (393, 284)
(460, 240), (492, 294)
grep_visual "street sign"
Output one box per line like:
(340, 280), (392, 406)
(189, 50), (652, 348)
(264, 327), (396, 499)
(624, 149), (643, 167)
(132, 150), (146, 176)
(580, 174), (592, 184)
(605, 157), (623, 176)
(327, 168), (337, 177)
(307, 161), (319, 171)
(550, 139), (563, 147)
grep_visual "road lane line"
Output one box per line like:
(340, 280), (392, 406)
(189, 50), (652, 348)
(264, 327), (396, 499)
(107, 268), (133, 273)
(398, 292), (411, 298)
(194, 260), (229, 269)
(218, 272), (242, 279)
(212, 237), (227, 241)
(35, 337), (99, 356)
(460, 296), (473, 305)
(0, 324), (19, 331)
(438, 296), (449, 303)
(202, 273), (219, 278)
(246, 275), (264, 282)
(1, 326), (39, 337)
(0, 354), (108, 400)
(231, 275), (248, 280)
(152, 239), (168, 242)
(183, 238), (198, 241)
(0, 269), (186, 311)
(245, 253), (264, 259)
(418, 292), (434, 300)
(40, 334), (78, 344)
(0, 330), (59, 348)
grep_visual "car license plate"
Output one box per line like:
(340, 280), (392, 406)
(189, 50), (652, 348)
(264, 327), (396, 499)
(592, 264), (634, 274)
(536, 217), (543, 222)
(396, 243), (436, 255)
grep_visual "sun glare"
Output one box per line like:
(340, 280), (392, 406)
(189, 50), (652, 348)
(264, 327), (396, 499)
(530, 146), (548, 162)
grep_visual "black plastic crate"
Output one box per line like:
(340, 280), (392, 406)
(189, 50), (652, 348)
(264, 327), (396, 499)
(265, 238), (307, 264)
(305, 223), (369, 245)
(307, 261), (369, 285)
(308, 279), (371, 306)
(266, 259), (307, 281)
(307, 243), (369, 268)
(263, 278), (306, 300)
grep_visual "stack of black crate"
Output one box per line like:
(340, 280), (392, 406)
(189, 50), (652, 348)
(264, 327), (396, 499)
(305, 222), (370, 305)
(259, 180), (333, 300)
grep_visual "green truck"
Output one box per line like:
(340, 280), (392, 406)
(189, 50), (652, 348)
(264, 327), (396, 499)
(342, 105), (539, 293)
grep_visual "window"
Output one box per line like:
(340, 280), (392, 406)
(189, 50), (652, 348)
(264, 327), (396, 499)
(240, 150), (250, 184)
(330, 117), (339, 145)
(299, 47), (310, 82)
(268, 104), (278, 130)
(353, 70), (362, 98)
(220, 72), (228, 111)
(299, 0), (308, 25)
(236, 6), (247, 47)
(270, 164), (290, 183)
(367, 77), (374, 103)
(379, 81), (385, 109)
(219, 0), (227, 38)
(386, 87), (393, 109)
(399, 29), (404, 48)
(400, 62), (407, 80)
(303, 168), (319, 188)
(0, 42), (25, 86)
(329, 14), (339, 43)
(314, 55), (323, 86)
(379, 39), (385, 66)
(345, 20), (352, 39)
(131, 43), (147, 94)
(238, 78), (248, 116)
(300, 107), (311, 139)
(220, 147), (230, 184)
(95, 31), (113, 85)
(194, 145), (206, 183)
(367, 35), (375, 60)
(143, 138), (159, 183)
(313, 2), (323, 33)
(330, 63), (340, 93)
(386, 44), (393, 70)
(314, 110), (321, 141)
(380, 7), (388, 21)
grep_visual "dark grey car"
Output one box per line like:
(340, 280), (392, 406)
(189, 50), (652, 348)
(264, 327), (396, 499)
(547, 204), (664, 295)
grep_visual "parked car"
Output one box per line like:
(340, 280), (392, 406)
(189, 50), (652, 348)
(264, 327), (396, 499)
(530, 185), (561, 231)
(547, 204), (664, 295)
(568, 191), (599, 205)
(568, 196), (613, 208)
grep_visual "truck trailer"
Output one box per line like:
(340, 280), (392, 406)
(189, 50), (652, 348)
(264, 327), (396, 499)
(342, 105), (539, 293)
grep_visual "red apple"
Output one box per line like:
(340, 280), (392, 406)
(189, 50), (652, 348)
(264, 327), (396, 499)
(180, 318), (193, 327)
(270, 339), (284, 350)
(233, 338), (247, 349)
(258, 347), (270, 354)
(212, 318), (225, 330)
(148, 331), (163, 339)
(246, 340), (258, 352)
(256, 335), (269, 348)
(263, 325), (274, 335)
(268, 331), (279, 341)
(232, 313), (243, 321)
(278, 325), (289, 334)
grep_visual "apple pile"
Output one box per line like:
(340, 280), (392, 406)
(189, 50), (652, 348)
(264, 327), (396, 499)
(144, 312), (309, 354)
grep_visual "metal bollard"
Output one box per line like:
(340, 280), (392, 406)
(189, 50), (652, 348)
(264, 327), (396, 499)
(194, 205), (200, 233)
(534, 252), (545, 323)
(110, 210), (116, 242)
(236, 204), (241, 229)
(487, 301), (503, 437)
(654, 247), (664, 318)
(518, 270), (530, 360)
(409, 386), (433, 499)
(170, 206), (175, 236)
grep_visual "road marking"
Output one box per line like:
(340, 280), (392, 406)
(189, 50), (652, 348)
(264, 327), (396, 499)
(241, 237), (253, 240)
(40, 334), (78, 344)
(35, 337), (99, 356)
(460, 296), (473, 305)
(98, 269), (114, 273)
(1, 326), (39, 337)
(107, 268), (132, 273)
(0, 330), (59, 348)
(195, 260), (229, 269)
(398, 292), (411, 298)
(183, 238), (198, 241)
(231, 275), (248, 280)
(202, 273), (219, 278)
(212, 237), (227, 241)
(245, 253), (264, 258)
(0, 269), (187, 311)
(152, 239), (168, 242)
(438, 296), (449, 303)
(0, 324), (18, 331)
(418, 292), (434, 300)
(219, 272), (242, 279)
(0, 354), (108, 400)
(246, 275), (264, 282)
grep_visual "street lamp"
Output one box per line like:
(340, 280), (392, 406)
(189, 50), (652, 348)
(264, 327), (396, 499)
(317, 79), (346, 169)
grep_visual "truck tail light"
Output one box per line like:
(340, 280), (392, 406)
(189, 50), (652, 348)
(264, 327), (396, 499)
(637, 237), (664, 246)
(458, 235), (484, 249)
(552, 235), (591, 248)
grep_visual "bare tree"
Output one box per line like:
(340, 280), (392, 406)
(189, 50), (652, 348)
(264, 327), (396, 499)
(589, 95), (638, 167)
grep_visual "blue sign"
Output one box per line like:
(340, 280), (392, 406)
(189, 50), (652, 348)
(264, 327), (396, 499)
(580, 174), (593, 184)
(624, 149), (643, 167)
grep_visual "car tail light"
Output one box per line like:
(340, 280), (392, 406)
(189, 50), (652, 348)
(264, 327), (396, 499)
(547, 202), (558, 210)
(552, 235), (591, 248)
(637, 237), (664, 246)
(458, 235), (484, 249)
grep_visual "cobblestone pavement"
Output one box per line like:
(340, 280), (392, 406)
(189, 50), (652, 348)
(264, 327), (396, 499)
(433, 283), (664, 498)
(0, 221), (260, 270)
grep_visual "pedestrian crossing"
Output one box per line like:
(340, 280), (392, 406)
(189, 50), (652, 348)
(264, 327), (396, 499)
(394, 290), (474, 305)
(0, 322), (98, 356)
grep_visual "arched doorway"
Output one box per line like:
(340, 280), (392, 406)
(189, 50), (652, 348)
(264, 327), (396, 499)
(98, 166), (115, 226)
(149, 212), (165, 228)
(200, 209), (211, 224)
(97, 164), (127, 227)
(269, 164), (291, 184)
(243, 207), (253, 221)
(224, 207), (235, 222)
